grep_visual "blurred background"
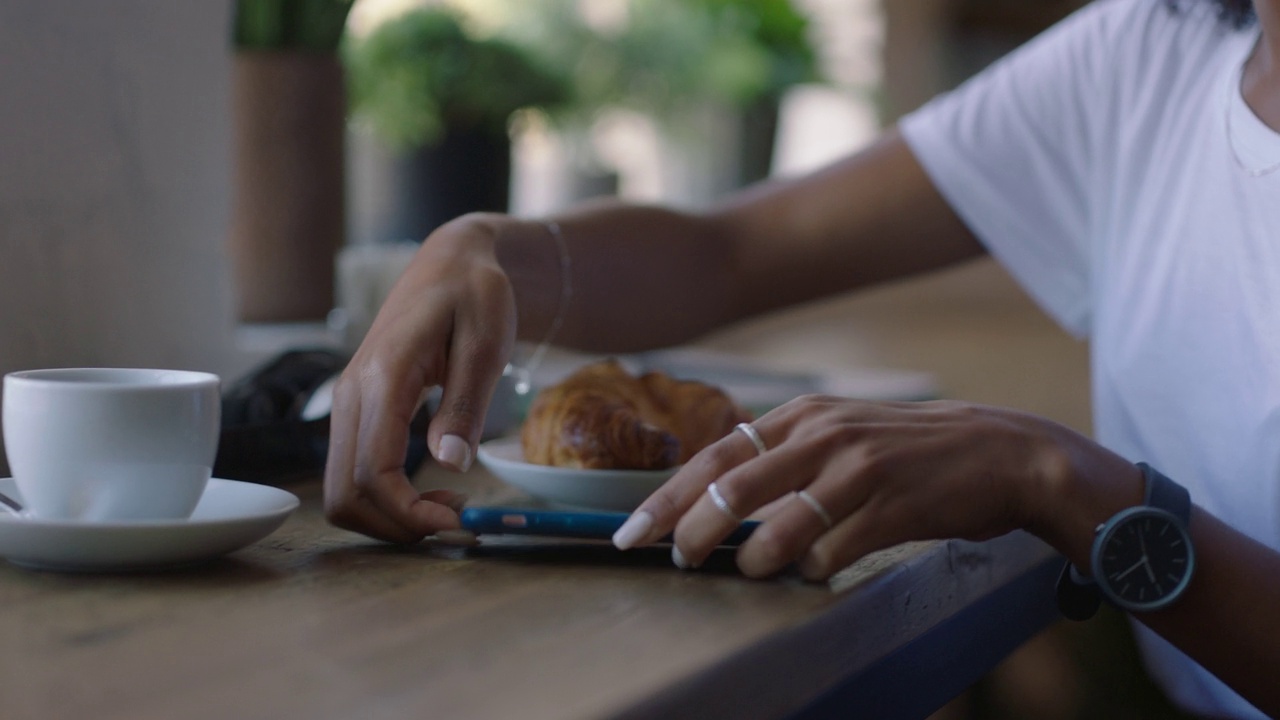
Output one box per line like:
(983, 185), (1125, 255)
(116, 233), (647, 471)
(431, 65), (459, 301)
(0, 0), (1197, 717)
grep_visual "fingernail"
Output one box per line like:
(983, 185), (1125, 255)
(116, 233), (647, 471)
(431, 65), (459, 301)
(672, 545), (691, 570)
(435, 529), (478, 546)
(612, 511), (654, 550)
(437, 434), (472, 471)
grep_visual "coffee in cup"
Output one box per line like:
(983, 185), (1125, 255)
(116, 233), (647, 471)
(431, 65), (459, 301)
(2, 368), (221, 521)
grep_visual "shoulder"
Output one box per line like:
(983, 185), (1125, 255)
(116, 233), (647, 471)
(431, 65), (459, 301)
(1063, 0), (1227, 40)
(1014, 0), (1234, 74)
(977, 0), (1251, 128)
(1069, 0), (1249, 81)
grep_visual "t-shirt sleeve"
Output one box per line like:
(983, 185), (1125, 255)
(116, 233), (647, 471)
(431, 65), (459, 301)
(899, 0), (1131, 338)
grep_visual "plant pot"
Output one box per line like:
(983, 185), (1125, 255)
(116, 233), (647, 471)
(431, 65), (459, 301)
(736, 95), (782, 187)
(349, 126), (512, 245)
(229, 51), (345, 323)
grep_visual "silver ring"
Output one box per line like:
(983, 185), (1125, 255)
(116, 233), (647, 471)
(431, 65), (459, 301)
(734, 422), (767, 456)
(797, 490), (834, 529)
(707, 482), (743, 523)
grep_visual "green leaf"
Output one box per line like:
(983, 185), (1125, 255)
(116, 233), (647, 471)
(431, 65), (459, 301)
(233, 0), (354, 52)
(343, 8), (569, 150)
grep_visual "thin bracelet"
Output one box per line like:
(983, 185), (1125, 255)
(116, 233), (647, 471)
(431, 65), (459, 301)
(510, 220), (572, 396)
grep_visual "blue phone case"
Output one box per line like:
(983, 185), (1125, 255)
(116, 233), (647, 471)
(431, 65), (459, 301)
(459, 507), (760, 546)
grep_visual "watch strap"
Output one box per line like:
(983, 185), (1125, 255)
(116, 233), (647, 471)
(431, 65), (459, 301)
(1139, 462), (1191, 527)
(1055, 561), (1101, 621)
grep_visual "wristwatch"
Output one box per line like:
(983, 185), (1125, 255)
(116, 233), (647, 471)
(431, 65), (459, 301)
(1056, 462), (1196, 619)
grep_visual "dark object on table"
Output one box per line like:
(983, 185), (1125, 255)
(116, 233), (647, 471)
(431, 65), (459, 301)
(215, 349), (431, 484)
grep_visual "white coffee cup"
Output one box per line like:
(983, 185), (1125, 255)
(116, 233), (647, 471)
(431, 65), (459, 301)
(2, 368), (221, 522)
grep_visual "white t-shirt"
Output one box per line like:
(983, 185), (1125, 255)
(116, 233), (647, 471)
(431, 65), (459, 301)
(901, 0), (1280, 717)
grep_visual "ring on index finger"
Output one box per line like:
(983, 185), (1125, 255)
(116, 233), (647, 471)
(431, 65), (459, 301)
(734, 422), (767, 456)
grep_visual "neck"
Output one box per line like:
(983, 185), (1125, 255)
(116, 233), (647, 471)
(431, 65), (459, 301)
(1243, 1), (1280, 130)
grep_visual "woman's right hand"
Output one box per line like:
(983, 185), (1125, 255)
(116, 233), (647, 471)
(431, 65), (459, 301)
(323, 213), (520, 543)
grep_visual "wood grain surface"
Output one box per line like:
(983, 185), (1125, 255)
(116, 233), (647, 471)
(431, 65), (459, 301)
(0, 259), (1087, 720)
(0, 460), (1056, 720)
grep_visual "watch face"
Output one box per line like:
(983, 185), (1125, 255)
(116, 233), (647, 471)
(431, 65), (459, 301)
(1092, 507), (1195, 612)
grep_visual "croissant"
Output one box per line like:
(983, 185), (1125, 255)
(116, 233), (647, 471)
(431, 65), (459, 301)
(521, 359), (751, 470)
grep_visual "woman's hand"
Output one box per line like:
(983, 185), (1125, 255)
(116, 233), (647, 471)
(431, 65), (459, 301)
(323, 214), (519, 543)
(614, 395), (1136, 580)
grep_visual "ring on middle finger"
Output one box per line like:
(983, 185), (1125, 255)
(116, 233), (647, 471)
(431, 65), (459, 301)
(734, 422), (768, 457)
(796, 489), (835, 529)
(707, 481), (744, 523)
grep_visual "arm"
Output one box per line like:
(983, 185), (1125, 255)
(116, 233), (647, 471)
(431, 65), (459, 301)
(1043, 452), (1280, 715)
(620, 397), (1280, 718)
(524, 128), (985, 352)
(322, 129), (983, 543)
(1140, 511), (1280, 715)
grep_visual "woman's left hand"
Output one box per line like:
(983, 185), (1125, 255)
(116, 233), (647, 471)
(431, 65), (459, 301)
(613, 394), (1115, 580)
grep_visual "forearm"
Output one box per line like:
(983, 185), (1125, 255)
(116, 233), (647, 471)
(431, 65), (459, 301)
(711, 127), (986, 317)
(1140, 509), (1280, 716)
(488, 203), (736, 353)
(485, 128), (986, 354)
(1032, 438), (1280, 716)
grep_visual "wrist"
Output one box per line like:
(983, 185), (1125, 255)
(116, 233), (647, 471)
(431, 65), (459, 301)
(481, 215), (567, 345)
(1026, 428), (1145, 569)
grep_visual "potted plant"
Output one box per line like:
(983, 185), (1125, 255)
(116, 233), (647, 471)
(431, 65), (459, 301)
(229, 0), (354, 323)
(342, 7), (568, 244)
(498, 0), (820, 191)
(697, 0), (822, 185)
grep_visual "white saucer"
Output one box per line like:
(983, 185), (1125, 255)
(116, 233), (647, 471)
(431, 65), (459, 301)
(0, 478), (299, 572)
(477, 437), (677, 512)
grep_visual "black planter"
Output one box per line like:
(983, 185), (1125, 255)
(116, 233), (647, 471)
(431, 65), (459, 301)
(735, 95), (781, 188)
(353, 127), (512, 244)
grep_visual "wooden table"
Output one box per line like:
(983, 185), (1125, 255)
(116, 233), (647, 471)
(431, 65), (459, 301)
(0, 460), (1061, 720)
(0, 261), (1086, 720)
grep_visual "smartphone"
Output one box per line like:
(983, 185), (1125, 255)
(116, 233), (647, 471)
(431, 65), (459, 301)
(459, 507), (760, 546)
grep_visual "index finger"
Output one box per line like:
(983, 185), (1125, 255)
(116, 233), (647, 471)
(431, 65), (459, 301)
(611, 425), (761, 551)
(427, 272), (516, 471)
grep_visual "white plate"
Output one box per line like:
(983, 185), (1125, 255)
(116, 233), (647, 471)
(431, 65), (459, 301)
(0, 477), (299, 572)
(477, 437), (676, 512)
